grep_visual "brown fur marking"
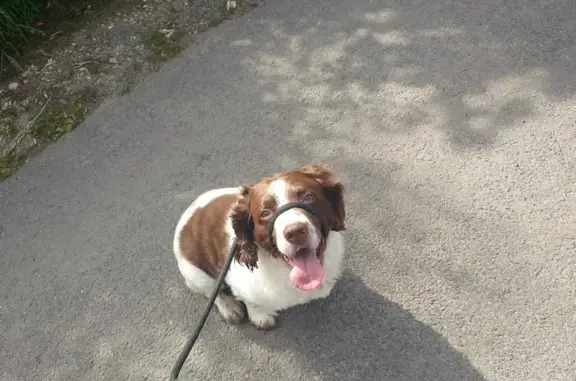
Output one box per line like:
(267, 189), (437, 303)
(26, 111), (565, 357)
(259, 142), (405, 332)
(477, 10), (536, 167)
(179, 193), (239, 278)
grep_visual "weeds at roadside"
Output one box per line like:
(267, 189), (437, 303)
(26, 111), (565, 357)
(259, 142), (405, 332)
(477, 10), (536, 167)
(145, 26), (182, 63)
(0, 88), (99, 181)
(31, 90), (97, 140)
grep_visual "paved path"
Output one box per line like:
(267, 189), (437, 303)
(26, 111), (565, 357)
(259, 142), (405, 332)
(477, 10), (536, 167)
(1, 0), (575, 380)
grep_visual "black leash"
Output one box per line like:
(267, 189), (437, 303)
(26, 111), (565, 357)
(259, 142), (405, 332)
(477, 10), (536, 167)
(169, 238), (238, 380)
(169, 202), (321, 380)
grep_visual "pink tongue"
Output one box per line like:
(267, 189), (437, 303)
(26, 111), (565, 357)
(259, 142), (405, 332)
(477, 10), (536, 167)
(289, 250), (324, 291)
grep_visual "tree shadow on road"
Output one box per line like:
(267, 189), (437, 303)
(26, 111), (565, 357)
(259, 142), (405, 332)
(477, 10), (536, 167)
(241, 271), (485, 381)
(219, 0), (574, 151)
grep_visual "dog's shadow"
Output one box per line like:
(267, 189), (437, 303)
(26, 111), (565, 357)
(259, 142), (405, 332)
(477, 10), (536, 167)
(241, 271), (486, 381)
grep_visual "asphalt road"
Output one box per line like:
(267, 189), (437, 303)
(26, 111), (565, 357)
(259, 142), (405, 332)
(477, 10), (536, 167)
(1, 0), (575, 380)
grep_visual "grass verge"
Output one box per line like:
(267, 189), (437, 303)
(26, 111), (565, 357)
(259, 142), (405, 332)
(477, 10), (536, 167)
(145, 26), (182, 63)
(0, 89), (99, 181)
(0, 0), (44, 71)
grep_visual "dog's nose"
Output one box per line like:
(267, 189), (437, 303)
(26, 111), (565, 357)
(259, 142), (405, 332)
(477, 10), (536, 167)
(283, 223), (309, 245)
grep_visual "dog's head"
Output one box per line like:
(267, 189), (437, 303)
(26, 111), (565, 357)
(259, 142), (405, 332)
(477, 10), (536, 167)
(230, 164), (346, 291)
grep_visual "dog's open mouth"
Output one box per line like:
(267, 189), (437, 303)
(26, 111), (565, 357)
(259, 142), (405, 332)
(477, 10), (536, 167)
(281, 238), (325, 291)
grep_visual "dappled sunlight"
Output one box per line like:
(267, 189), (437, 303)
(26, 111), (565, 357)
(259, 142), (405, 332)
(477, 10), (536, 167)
(233, 0), (574, 152)
(363, 9), (398, 23)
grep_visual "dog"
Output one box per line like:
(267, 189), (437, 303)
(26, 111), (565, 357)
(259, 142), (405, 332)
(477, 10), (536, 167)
(172, 164), (346, 330)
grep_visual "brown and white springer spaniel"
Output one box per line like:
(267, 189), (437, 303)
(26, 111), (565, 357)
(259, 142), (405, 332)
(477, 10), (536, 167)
(173, 164), (346, 330)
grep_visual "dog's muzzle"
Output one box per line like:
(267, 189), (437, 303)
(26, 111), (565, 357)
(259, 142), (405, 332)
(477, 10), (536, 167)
(266, 202), (323, 241)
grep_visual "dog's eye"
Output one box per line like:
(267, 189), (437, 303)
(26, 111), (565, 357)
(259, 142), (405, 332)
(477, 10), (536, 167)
(260, 210), (272, 219)
(303, 192), (316, 202)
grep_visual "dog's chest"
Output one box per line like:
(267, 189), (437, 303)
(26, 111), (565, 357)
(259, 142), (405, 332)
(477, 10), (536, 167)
(227, 259), (329, 311)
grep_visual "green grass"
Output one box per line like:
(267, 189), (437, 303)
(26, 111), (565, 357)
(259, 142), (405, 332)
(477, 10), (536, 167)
(31, 90), (97, 140)
(118, 82), (131, 95)
(0, 0), (113, 71)
(0, 89), (98, 181)
(145, 27), (182, 63)
(0, 0), (46, 70)
(0, 151), (20, 181)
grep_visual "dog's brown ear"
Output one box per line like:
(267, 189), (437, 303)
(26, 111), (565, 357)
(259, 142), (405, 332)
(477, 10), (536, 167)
(230, 185), (259, 269)
(299, 164), (346, 231)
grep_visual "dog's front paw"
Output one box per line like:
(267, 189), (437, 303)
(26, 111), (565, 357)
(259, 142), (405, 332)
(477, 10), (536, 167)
(246, 304), (277, 330)
(216, 295), (245, 325)
(250, 313), (277, 331)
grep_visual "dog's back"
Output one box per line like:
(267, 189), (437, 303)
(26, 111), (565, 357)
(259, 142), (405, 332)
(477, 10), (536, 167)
(174, 187), (240, 278)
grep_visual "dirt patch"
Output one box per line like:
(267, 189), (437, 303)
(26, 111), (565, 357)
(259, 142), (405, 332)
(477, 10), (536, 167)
(0, 0), (262, 182)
